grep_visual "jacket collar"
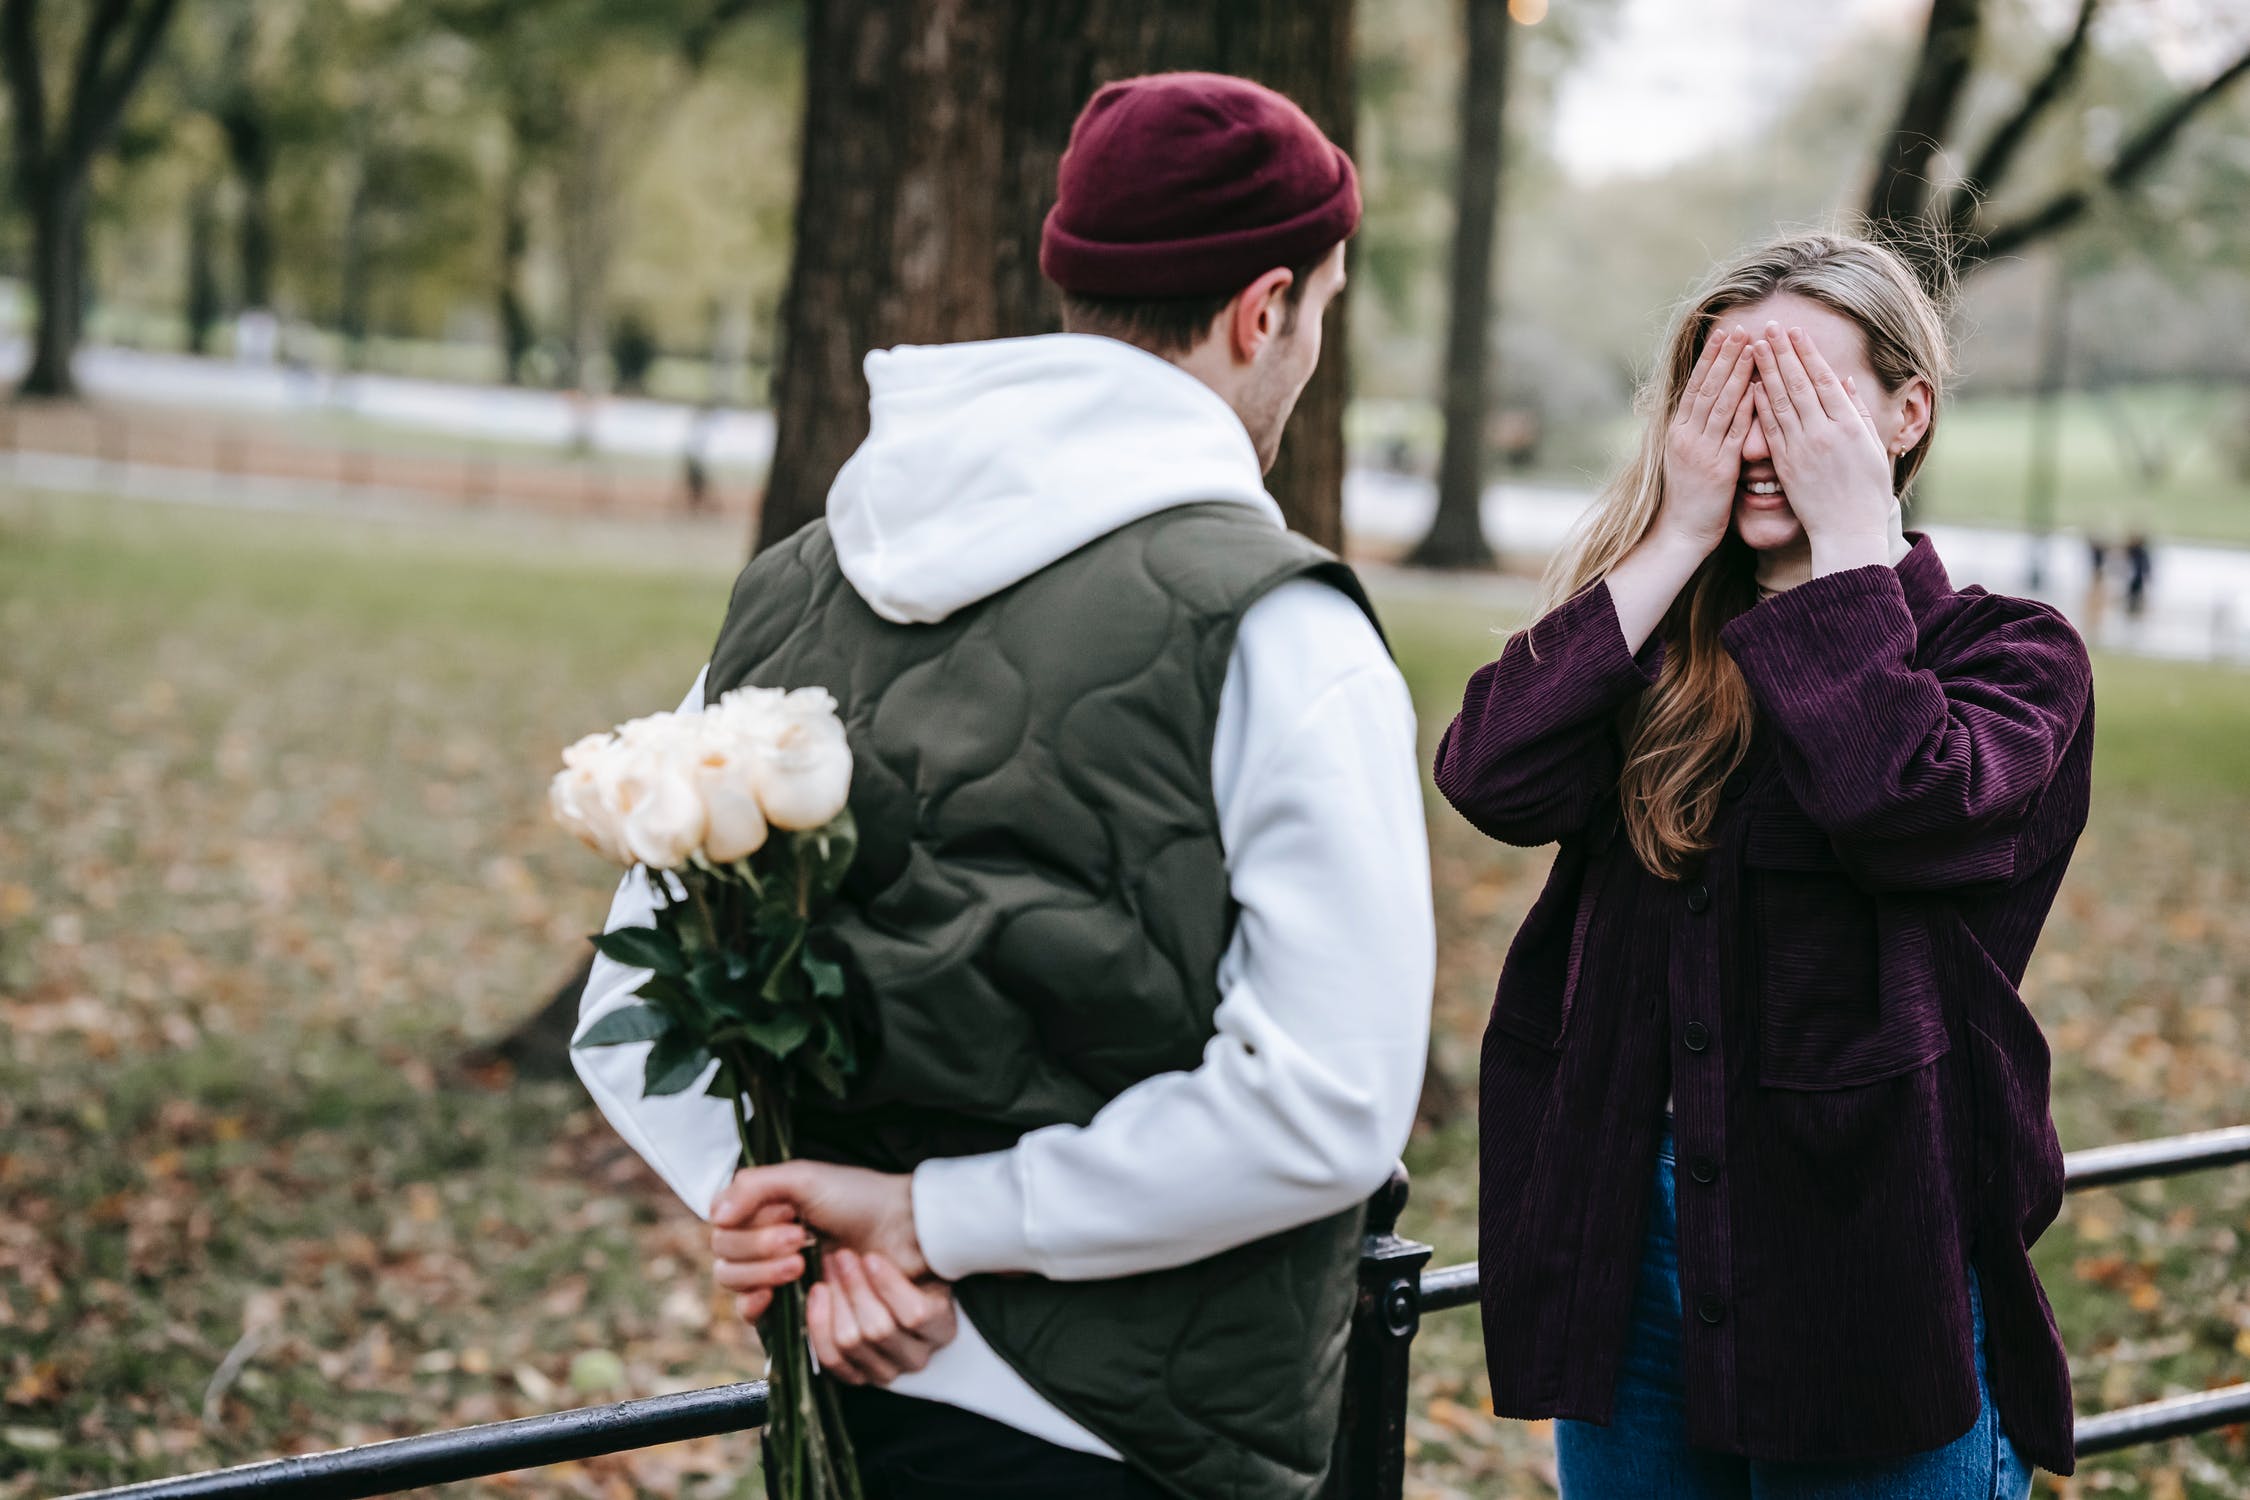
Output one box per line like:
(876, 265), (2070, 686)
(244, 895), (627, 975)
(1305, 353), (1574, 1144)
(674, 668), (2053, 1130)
(1896, 532), (1954, 624)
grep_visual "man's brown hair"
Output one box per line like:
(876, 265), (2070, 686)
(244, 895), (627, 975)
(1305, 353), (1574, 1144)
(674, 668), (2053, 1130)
(1059, 255), (1326, 358)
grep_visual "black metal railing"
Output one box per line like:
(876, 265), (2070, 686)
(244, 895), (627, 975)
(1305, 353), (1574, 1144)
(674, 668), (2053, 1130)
(70, 1124), (2250, 1500)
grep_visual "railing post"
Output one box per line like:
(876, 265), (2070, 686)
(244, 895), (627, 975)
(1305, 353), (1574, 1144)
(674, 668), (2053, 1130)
(1323, 1164), (1434, 1500)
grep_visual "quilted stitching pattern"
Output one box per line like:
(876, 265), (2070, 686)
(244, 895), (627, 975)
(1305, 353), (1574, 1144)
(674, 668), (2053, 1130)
(703, 505), (1374, 1499)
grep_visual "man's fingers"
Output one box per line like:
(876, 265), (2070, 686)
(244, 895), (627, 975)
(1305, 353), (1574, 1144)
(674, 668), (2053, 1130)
(805, 1283), (864, 1385)
(816, 1271), (903, 1384)
(734, 1289), (773, 1325)
(710, 1162), (816, 1228)
(713, 1252), (805, 1292)
(713, 1223), (812, 1262)
(865, 1254), (958, 1349)
(834, 1252), (901, 1341)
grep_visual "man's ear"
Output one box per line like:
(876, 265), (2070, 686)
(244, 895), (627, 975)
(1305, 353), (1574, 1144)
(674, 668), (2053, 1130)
(1227, 267), (1296, 364)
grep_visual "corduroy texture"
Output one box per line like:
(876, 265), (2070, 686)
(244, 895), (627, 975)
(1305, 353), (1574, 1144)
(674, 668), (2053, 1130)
(1434, 536), (2093, 1476)
(1039, 72), (1360, 298)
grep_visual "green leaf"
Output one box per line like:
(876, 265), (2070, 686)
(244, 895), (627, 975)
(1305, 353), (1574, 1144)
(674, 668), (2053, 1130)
(591, 925), (687, 976)
(738, 1010), (814, 1058)
(687, 956), (739, 1013)
(643, 1032), (715, 1097)
(575, 1003), (670, 1048)
(802, 952), (846, 1002)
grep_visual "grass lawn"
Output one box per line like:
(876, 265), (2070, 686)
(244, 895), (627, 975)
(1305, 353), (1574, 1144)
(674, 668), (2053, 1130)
(3, 489), (2246, 1499)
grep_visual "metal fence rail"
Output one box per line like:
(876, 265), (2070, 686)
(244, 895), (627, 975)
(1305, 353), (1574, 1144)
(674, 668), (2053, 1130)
(68, 1125), (2250, 1500)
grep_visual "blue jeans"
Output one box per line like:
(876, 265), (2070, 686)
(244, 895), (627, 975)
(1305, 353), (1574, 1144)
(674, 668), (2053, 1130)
(1555, 1125), (2033, 1500)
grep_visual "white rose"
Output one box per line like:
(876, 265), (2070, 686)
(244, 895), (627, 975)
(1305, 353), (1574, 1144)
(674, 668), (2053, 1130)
(711, 685), (789, 741)
(694, 738), (770, 862)
(754, 714), (853, 830)
(614, 742), (708, 870)
(550, 763), (629, 865)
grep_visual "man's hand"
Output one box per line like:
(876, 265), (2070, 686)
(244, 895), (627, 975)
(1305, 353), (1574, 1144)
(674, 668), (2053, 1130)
(806, 1248), (957, 1385)
(711, 1159), (927, 1278)
(709, 1163), (955, 1384)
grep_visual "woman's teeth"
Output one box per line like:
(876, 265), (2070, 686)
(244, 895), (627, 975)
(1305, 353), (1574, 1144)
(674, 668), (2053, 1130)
(1747, 481), (1782, 496)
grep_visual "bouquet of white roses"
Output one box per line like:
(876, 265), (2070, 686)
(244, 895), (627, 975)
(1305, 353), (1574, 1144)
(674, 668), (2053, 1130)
(552, 684), (865, 1500)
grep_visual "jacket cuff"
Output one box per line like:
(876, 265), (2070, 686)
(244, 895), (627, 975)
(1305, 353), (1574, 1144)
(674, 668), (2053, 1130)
(1551, 580), (1666, 688)
(912, 1149), (1034, 1281)
(1719, 564), (1913, 692)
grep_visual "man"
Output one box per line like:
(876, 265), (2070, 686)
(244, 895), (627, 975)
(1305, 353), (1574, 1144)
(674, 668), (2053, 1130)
(573, 72), (1433, 1499)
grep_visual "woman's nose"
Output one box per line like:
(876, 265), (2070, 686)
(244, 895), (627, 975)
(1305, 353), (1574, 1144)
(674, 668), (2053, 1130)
(1740, 410), (1770, 462)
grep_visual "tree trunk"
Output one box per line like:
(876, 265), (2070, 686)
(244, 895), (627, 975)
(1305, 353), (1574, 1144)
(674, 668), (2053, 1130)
(219, 105), (275, 311)
(21, 176), (87, 398)
(1407, 0), (1510, 571)
(339, 169), (372, 369)
(498, 166), (535, 385)
(758, 0), (1356, 553)
(186, 183), (222, 356)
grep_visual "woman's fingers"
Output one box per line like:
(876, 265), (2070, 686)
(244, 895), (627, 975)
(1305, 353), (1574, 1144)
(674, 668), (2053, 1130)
(1724, 374), (1759, 451)
(1747, 334), (1795, 431)
(1789, 328), (1859, 424)
(1703, 330), (1756, 436)
(1749, 381), (1786, 461)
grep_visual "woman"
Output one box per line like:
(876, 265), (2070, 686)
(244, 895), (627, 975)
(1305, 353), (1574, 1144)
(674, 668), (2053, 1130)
(1436, 232), (2091, 1497)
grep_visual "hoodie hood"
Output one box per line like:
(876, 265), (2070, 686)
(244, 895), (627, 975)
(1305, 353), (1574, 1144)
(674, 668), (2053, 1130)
(826, 333), (1282, 625)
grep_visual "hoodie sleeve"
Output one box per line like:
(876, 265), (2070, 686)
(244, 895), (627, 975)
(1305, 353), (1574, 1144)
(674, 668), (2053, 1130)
(569, 668), (743, 1222)
(911, 580), (1434, 1281)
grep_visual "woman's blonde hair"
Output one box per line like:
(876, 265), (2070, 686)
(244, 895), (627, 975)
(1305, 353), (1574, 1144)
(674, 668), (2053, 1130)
(1543, 230), (1954, 877)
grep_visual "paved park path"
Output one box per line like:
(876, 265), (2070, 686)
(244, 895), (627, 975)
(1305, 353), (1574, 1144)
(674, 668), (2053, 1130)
(11, 341), (2247, 665)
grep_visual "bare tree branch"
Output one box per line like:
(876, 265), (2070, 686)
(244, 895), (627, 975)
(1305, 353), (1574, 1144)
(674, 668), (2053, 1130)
(63, 0), (132, 157)
(1865, 0), (1985, 230)
(1938, 0), (2098, 238)
(1976, 40), (2250, 264)
(63, 0), (179, 171)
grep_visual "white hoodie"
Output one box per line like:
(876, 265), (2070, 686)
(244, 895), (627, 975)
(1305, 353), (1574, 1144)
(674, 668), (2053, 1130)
(572, 333), (1434, 1458)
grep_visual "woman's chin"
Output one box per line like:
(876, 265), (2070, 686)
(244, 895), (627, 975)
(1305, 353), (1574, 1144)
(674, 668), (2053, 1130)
(1732, 507), (1805, 553)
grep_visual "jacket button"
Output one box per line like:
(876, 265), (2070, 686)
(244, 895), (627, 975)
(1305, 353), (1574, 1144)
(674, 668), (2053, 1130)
(1683, 1021), (1710, 1053)
(1698, 1293), (1727, 1325)
(1722, 770), (1750, 800)
(1689, 1155), (1719, 1184)
(1685, 882), (1711, 914)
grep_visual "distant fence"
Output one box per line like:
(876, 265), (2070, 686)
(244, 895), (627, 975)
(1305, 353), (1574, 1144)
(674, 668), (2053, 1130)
(66, 1125), (2250, 1500)
(0, 400), (756, 521)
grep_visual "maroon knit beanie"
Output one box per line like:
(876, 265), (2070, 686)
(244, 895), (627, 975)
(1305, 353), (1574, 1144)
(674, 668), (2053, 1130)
(1040, 72), (1361, 300)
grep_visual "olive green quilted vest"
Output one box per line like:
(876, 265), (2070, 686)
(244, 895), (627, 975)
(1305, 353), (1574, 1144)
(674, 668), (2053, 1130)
(703, 503), (1378, 1499)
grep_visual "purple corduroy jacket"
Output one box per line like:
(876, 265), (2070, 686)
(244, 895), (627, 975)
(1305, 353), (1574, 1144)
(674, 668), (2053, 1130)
(1435, 536), (2093, 1474)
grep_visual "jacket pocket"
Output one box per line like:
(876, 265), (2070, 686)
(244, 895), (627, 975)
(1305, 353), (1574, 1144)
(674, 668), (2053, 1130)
(1746, 802), (1950, 1089)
